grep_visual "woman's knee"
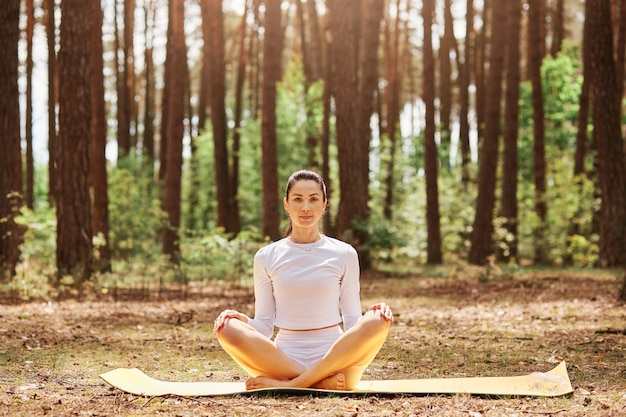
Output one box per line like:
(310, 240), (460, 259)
(215, 318), (246, 345)
(361, 309), (392, 335)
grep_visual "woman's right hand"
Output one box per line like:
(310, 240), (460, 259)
(213, 309), (248, 332)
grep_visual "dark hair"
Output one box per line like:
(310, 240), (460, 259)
(284, 170), (328, 237)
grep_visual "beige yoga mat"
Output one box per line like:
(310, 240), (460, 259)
(100, 361), (573, 397)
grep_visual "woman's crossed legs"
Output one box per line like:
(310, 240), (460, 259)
(215, 309), (392, 391)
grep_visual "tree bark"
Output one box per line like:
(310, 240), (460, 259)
(261, 0), (282, 240)
(468, 2), (508, 265)
(45, 0), (57, 204)
(143, 0), (156, 169)
(588, 0), (626, 267)
(438, 0), (455, 169)
(331, 0), (383, 263)
(498, 0), (522, 263)
(383, 0), (403, 221)
(550, 0), (565, 57)
(90, 0), (111, 272)
(161, 0), (186, 262)
(229, 5), (249, 237)
(528, 0), (548, 264)
(459, 0), (474, 187)
(206, 0), (233, 233)
(56, 0), (93, 283)
(422, 0), (443, 264)
(0, 0), (23, 280)
(25, 0), (35, 209)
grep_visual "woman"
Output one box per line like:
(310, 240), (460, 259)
(213, 170), (393, 391)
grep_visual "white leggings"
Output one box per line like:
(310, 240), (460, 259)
(274, 326), (343, 370)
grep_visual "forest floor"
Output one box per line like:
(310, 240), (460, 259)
(1, 266), (625, 416)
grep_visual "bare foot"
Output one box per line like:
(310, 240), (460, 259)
(246, 376), (289, 391)
(312, 373), (346, 391)
(245, 373), (347, 391)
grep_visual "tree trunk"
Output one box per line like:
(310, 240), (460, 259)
(498, 0), (522, 263)
(90, 0), (111, 272)
(143, 0), (156, 169)
(331, 0), (383, 260)
(158, 4), (172, 182)
(615, 0), (626, 93)
(230, 6), (249, 236)
(56, 0), (93, 283)
(115, 0), (132, 159)
(567, 0), (592, 258)
(550, 0), (564, 57)
(528, 0), (548, 264)
(45, 0), (57, 204)
(474, 0), (490, 141)
(206, 0), (233, 233)
(25, 0), (35, 209)
(161, 0), (186, 263)
(468, 2), (508, 265)
(459, 0), (474, 187)
(321, 12), (333, 235)
(261, 0), (282, 240)
(383, 0), (403, 221)
(0, 0), (23, 280)
(422, 0), (443, 264)
(588, 0), (626, 267)
(438, 0), (455, 170)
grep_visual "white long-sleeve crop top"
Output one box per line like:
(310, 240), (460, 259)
(246, 235), (363, 339)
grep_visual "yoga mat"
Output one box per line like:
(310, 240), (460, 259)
(100, 361), (573, 397)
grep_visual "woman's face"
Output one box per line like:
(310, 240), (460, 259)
(284, 179), (327, 229)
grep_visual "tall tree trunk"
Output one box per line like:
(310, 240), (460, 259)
(422, 0), (443, 264)
(330, 0), (359, 240)
(383, 0), (403, 221)
(115, 0), (131, 159)
(261, 0), (282, 240)
(161, 0), (186, 263)
(45, 0), (57, 204)
(474, 0), (490, 141)
(438, 0), (455, 170)
(249, 2), (262, 120)
(459, 0), (474, 187)
(90, 0), (111, 273)
(143, 0), (156, 169)
(498, 0), (522, 263)
(159, 4), (173, 182)
(615, 0), (626, 93)
(56, 0), (93, 283)
(468, 1), (508, 265)
(0, 0), (23, 280)
(588, 0), (626, 267)
(321, 12), (333, 235)
(567, 0), (592, 258)
(528, 0), (548, 264)
(230, 5), (249, 236)
(198, 0), (211, 134)
(205, 0), (233, 233)
(25, 0), (35, 209)
(550, 0), (565, 57)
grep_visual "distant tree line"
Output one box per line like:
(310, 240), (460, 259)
(0, 0), (625, 297)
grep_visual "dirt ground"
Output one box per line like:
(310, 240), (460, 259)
(1, 268), (625, 416)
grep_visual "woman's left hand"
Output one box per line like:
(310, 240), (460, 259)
(368, 302), (394, 322)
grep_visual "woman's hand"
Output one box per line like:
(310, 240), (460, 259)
(368, 302), (394, 322)
(213, 309), (249, 332)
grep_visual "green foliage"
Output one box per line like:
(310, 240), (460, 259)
(11, 206), (56, 298)
(108, 157), (165, 260)
(181, 228), (264, 282)
(518, 43), (583, 182)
